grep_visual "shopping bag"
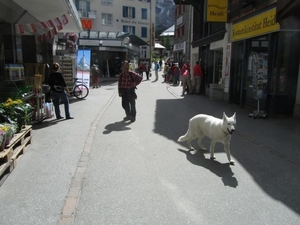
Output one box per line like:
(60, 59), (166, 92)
(44, 102), (54, 118)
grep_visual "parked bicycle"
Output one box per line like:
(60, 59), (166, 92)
(68, 78), (89, 99)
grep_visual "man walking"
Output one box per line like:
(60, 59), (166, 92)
(118, 61), (142, 122)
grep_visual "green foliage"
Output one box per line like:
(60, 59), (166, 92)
(0, 98), (34, 131)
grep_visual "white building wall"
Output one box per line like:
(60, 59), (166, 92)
(88, 0), (155, 45)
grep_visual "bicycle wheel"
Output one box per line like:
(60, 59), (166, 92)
(73, 84), (89, 99)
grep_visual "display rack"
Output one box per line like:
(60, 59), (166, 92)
(54, 56), (75, 90)
(249, 98), (267, 119)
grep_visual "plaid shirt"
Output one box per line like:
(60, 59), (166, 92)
(118, 71), (142, 96)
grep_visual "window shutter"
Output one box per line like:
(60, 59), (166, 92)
(123, 7), (126, 17)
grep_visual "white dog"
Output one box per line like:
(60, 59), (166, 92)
(178, 112), (236, 164)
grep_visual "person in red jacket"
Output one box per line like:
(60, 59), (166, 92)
(192, 61), (203, 94)
(118, 61), (142, 122)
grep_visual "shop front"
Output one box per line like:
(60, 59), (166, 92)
(0, 0), (82, 177)
(230, 6), (300, 115)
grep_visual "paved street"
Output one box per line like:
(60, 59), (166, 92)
(0, 71), (300, 225)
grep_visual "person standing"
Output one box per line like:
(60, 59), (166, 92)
(48, 62), (74, 120)
(118, 61), (142, 122)
(159, 59), (163, 71)
(145, 62), (150, 80)
(181, 60), (192, 95)
(154, 60), (159, 81)
(172, 62), (181, 85)
(90, 64), (100, 88)
(192, 61), (203, 94)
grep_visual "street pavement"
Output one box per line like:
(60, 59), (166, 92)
(0, 70), (300, 225)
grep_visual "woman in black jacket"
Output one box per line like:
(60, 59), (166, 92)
(48, 63), (74, 120)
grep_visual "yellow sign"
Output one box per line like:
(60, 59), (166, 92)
(231, 8), (280, 42)
(206, 0), (228, 22)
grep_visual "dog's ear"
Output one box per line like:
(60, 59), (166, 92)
(223, 112), (227, 120)
(233, 112), (236, 120)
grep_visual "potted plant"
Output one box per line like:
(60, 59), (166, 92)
(0, 98), (34, 132)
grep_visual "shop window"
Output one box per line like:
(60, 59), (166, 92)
(247, 36), (268, 100)
(212, 50), (223, 83)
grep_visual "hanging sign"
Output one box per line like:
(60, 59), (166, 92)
(206, 0), (228, 22)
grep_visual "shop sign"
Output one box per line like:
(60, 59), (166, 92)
(232, 8), (280, 42)
(206, 0), (228, 22)
(81, 19), (93, 30)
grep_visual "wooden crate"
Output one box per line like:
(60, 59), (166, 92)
(0, 125), (32, 181)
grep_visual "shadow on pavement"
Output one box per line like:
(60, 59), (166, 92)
(155, 96), (300, 216)
(178, 149), (238, 188)
(103, 120), (131, 134)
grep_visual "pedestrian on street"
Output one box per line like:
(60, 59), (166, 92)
(48, 62), (74, 120)
(145, 62), (150, 80)
(90, 64), (100, 88)
(118, 61), (142, 122)
(172, 62), (181, 85)
(154, 60), (159, 81)
(181, 60), (192, 95)
(192, 60), (203, 94)
(159, 59), (163, 71)
(163, 62), (169, 83)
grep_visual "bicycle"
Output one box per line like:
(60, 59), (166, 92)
(68, 78), (89, 99)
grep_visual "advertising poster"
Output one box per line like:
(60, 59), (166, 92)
(251, 52), (268, 99)
(77, 49), (91, 87)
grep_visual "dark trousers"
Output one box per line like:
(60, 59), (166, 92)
(121, 94), (136, 119)
(51, 90), (71, 118)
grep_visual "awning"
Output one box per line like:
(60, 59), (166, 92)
(192, 29), (226, 48)
(155, 43), (166, 49)
(13, 0), (82, 33)
(117, 33), (149, 46)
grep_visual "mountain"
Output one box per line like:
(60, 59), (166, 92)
(156, 0), (175, 34)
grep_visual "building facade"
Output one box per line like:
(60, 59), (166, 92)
(75, 0), (155, 77)
(173, 4), (193, 67)
(174, 0), (300, 118)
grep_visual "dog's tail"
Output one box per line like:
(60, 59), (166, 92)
(177, 131), (190, 142)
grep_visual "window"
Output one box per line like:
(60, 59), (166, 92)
(101, 0), (112, 6)
(141, 27), (147, 38)
(123, 6), (135, 18)
(77, 0), (90, 17)
(141, 8), (147, 19)
(102, 13), (113, 26)
(123, 26), (135, 34)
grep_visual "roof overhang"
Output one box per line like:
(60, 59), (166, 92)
(277, 0), (300, 22)
(13, 0), (82, 33)
(192, 29), (226, 48)
(117, 33), (149, 46)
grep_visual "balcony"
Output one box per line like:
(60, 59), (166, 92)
(77, 10), (97, 19)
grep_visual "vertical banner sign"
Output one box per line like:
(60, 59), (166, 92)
(77, 49), (91, 87)
(206, 0), (228, 22)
